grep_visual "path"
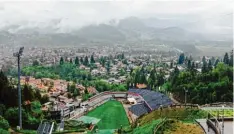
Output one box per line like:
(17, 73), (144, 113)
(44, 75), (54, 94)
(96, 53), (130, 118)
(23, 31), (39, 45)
(169, 93), (180, 104)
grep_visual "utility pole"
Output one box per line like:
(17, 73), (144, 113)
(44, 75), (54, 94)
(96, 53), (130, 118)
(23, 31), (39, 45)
(13, 47), (24, 130)
(184, 88), (188, 107)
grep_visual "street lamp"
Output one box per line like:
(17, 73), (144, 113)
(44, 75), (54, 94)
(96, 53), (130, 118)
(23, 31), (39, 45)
(13, 47), (24, 130)
(184, 88), (188, 107)
(160, 104), (163, 117)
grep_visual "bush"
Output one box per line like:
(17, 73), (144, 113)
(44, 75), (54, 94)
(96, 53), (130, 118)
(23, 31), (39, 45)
(64, 120), (88, 130)
(16, 129), (36, 134)
(40, 95), (49, 104)
(4, 107), (26, 126)
(0, 116), (10, 130)
(0, 128), (9, 134)
(0, 104), (6, 116)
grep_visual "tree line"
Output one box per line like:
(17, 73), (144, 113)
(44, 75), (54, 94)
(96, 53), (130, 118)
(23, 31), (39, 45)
(0, 71), (49, 130)
(167, 51), (233, 104)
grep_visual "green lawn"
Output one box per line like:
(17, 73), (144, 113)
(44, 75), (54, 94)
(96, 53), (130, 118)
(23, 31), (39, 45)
(133, 119), (162, 134)
(86, 100), (130, 129)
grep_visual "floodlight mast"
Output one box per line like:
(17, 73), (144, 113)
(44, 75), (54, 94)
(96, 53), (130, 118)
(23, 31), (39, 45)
(13, 47), (24, 130)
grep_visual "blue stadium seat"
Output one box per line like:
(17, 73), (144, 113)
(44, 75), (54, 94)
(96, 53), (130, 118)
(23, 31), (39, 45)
(128, 89), (172, 112)
(129, 103), (150, 116)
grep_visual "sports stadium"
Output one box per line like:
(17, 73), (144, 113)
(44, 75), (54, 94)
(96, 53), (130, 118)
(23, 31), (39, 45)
(37, 87), (233, 134)
(69, 88), (173, 133)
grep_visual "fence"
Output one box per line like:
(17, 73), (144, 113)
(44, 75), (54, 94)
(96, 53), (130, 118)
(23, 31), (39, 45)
(207, 112), (221, 134)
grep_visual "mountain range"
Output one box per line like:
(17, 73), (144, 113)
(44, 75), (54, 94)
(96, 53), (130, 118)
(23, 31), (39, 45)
(0, 16), (232, 47)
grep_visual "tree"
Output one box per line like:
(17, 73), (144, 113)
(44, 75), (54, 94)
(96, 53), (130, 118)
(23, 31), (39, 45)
(23, 84), (34, 102)
(0, 71), (8, 103)
(208, 59), (212, 71)
(187, 60), (191, 69)
(184, 56), (188, 64)
(67, 83), (71, 92)
(40, 94), (49, 104)
(60, 57), (64, 65)
(75, 57), (80, 66)
(170, 61), (173, 68)
(0, 71), (18, 108)
(73, 88), (80, 97)
(202, 56), (206, 64)
(4, 108), (27, 126)
(148, 69), (156, 89)
(178, 53), (185, 64)
(211, 57), (216, 65)
(84, 56), (89, 66)
(157, 73), (165, 86)
(67, 92), (72, 98)
(174, 66), (179, 75)
(0, 104), (6, 116)
(122, 59), (128, 65)
(90, 55), (95, 63)
(35, 89), (42, 101)
(84, 88), (88, 94)
(48, 81), (54, 91)
(121, 53), (125, 59)
(214, 59), (220, 67)
(223, 52), (229, 64)
(87, 73), (92, 81)
(30, 101), (42, 115)
(229, 50), (233, 66)
(106, 60), (110, 74)
(32, 60), (39, 66)
(168, 52), (233, 104)
(202, 61), (207, 73)
(99, 56), (106, 67)
(70, 83), (76, 93)
(80, 57), (84, 64)
(195, 63), (199, 69)
(191, 62), (195, 71)
(69, 58), (73, 64)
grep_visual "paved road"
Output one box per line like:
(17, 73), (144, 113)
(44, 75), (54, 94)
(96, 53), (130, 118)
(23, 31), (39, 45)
(221, 121), (233, 134)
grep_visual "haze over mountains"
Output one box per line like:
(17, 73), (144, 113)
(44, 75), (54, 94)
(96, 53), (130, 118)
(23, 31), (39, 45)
(0, 14), (232, 47)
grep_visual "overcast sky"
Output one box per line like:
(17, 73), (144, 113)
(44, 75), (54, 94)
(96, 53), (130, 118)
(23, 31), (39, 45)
(0, 0), (233, 31)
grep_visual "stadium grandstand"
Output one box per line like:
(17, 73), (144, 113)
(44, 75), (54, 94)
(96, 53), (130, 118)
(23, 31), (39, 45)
(128, 88), (172, 116)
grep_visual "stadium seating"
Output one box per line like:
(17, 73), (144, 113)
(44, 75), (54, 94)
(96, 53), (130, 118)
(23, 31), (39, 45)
(128, 88), (172, 113)
(129, 102), (151, 116)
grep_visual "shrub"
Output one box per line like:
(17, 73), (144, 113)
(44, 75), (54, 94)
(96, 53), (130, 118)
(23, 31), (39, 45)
(0, 116), (10, 130)
(0, 128), (9, 134)
(0, 104), (6, 116)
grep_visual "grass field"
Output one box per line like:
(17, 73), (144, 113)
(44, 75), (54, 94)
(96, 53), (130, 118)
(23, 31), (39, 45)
(86, 100), (130, 129)
(163, 120), (203, 134)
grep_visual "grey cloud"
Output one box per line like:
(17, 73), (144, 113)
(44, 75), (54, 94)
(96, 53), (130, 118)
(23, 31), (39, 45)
(0, 0), (232, 33)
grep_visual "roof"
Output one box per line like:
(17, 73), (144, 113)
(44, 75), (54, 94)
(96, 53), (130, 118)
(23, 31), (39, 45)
(127, 97), (136, 103)
(76, 84), (85, 90)
(87, 87), (98, 94)
(136, 83), (147, 89)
